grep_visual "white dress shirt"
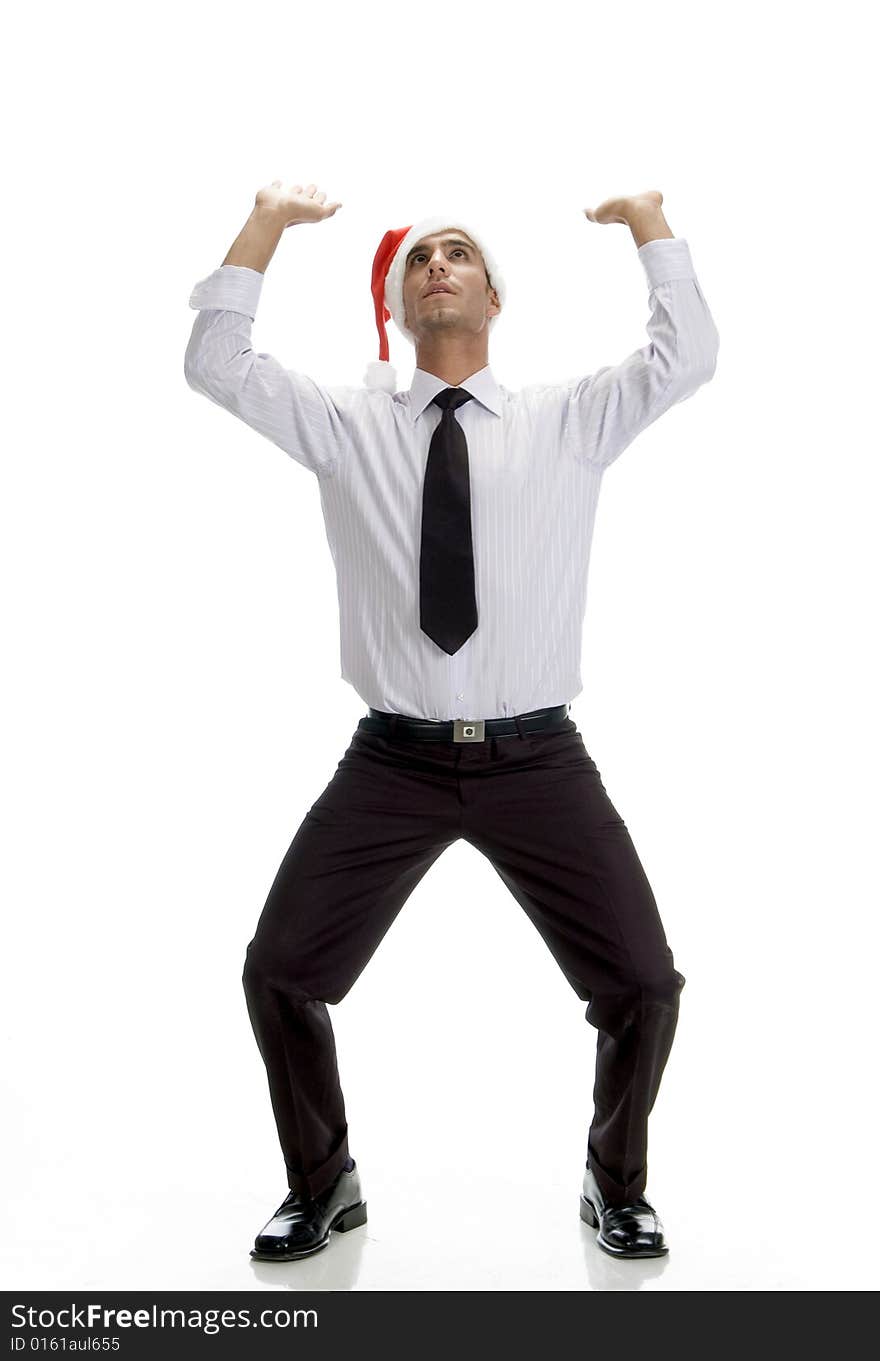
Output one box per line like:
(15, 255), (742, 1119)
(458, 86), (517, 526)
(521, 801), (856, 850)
(185, 237), (719, 721)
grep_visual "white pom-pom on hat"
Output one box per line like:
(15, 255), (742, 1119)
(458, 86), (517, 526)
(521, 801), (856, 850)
(363, 359), (399, 393)
(364, 214), (505, 391)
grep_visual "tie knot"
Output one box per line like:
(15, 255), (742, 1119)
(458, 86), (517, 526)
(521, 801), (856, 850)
(432, 387), (474, 413)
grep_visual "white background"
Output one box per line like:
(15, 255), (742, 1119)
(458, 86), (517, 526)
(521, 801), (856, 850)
(2, 0), (877, 1292)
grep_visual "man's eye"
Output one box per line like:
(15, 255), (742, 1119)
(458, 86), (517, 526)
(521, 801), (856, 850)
(411, 249), (465, 263)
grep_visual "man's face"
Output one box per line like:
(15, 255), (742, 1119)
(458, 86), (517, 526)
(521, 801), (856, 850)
(401, 230), (501, 339)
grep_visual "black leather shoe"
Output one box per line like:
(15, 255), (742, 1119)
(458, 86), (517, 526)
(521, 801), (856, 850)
(579, 1164), (668, 1258)
(250, 1163), (367, 1261)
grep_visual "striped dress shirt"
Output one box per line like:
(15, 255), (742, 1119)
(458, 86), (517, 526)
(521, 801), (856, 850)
(185, 237), (720, 721)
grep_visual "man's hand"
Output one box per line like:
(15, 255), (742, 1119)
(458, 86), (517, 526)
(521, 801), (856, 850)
(583, 190), (663, 225)
(255, 180), (343, 228)
(582, 191), (673, 247)
(221, 180), (344, 272)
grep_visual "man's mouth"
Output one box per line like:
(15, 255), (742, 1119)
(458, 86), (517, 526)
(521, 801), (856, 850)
(424, 285), (454, 297)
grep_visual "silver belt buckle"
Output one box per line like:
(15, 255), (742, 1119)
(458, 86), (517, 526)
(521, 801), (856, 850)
(453, 718), (485, 743)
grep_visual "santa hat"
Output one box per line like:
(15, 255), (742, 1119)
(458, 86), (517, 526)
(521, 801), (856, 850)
(363, 214), (506, 392)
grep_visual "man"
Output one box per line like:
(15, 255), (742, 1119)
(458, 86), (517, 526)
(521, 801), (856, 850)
(184, 181), (720, 1263)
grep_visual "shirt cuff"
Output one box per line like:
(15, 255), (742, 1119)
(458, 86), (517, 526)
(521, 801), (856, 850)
(637, 236), (695, 290)
(188, 264), (264, 318)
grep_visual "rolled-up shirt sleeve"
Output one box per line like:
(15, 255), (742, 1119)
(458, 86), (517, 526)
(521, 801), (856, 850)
(562, 237), (721, 471)
(184, 264), (353, 479)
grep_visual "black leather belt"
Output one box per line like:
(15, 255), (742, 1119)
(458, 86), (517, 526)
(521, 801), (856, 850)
(358, 703), (571, 744)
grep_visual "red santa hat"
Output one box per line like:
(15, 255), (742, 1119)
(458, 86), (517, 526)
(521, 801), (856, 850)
(364, 213), (506, 392)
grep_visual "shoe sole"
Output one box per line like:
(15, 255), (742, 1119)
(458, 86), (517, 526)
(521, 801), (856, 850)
(579, 1194), (669, 1259)
(250, 1199), (368, 1262)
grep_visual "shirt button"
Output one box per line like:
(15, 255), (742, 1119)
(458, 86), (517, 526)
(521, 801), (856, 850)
(456, 693), (464, 701)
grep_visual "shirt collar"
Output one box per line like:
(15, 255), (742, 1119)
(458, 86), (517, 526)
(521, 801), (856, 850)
(408, 364), (503, 422)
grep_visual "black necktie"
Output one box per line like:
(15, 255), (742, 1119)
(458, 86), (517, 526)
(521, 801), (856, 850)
(419, 387), (478, 655)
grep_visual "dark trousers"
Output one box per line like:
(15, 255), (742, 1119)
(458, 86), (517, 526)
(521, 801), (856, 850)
(242, 712), (685, 1206)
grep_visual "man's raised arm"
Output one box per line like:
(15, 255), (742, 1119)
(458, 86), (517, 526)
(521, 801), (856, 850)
(184, 181), (354, 480)
(562, 190), (720, 471)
